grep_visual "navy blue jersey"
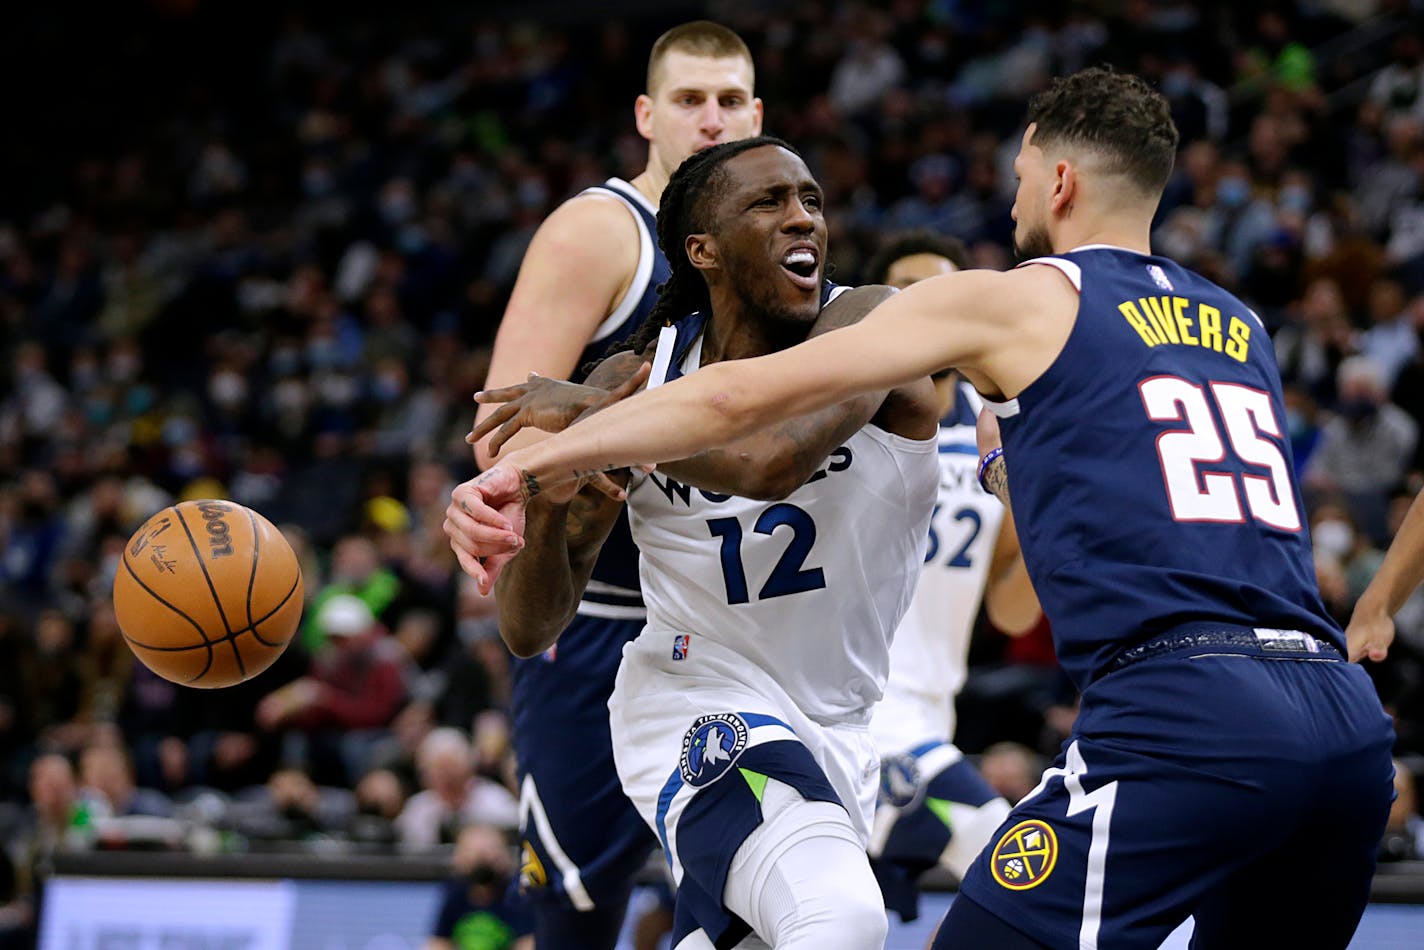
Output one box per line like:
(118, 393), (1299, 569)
(569, 177), (671, 614)
(989, 246), (1335, 689)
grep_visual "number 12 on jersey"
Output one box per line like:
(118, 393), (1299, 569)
(707, 503), (827, 605)
(1139, 375), (1300, 531)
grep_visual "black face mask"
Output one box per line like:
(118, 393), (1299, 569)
(467, 864), (501, 887)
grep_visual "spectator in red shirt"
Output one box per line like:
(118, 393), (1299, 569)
(256, 594), (408, 785)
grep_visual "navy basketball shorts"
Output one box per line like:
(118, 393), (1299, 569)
(512, 616), (656, 913)
(953, 636), (1395, 950)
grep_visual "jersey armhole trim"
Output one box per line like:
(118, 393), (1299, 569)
(583, 185), (655, 343)
(1014, 257), (1082, 293)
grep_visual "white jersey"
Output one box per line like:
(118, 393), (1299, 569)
(626, 306), (938, 725)
(870, 382), (1005, 753)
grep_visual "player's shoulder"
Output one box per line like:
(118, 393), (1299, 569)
(542, 187), (644, 235)
(520, 188), (643, 278)
(813, 283), (896, 333)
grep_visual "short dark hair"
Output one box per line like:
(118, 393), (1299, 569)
(646, 21), (754, 95)
(863, 230), (970, 284)
(1026, 67), (1179, 196)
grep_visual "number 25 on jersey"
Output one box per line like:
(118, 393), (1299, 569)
(1139, 375), (1300, 531)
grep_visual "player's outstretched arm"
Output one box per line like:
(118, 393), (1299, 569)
(657, 285), (912, 499)
(472, 194), (641, 470)
(471, 355), (653, 459)
(494, 268), (1030, 494)
(1347, 487), (1424, 662)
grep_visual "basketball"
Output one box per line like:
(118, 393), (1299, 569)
(113, 499), (304, 688)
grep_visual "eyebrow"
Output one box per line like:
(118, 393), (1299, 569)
(665, 86), (751, 98)
(743, 179), (823, 200)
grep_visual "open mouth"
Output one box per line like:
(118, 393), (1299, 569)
(780, 247), (820, 291)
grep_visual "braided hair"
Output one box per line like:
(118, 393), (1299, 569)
(602, 135), (801, 364)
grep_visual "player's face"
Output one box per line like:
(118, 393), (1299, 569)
(639, 52), (762, 174)
(884, 252), (959, 288)
(713, 146), (827, 325)
(1011, 124), (1053, 261)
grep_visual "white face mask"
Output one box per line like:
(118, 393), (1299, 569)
(1313, 519), (1355, 559)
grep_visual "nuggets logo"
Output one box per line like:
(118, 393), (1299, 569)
(990, 819), (1058, 890)
(878, 754), (923, 809)
(519, 840), (547, 890)
(679, 713), (748, 788)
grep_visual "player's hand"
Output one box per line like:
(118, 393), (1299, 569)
(469, 362), (651, 457)
(1345, 603), (1395, 663)
(446, 465), (531, 594)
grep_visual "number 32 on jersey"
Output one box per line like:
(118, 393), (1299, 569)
(1139, 375), (1300, 531)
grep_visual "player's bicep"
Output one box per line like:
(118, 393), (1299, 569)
(482, 197), (640, 388)
(476, 199), (640, 465)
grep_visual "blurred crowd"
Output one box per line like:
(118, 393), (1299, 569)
(6, 0), (1424, 941)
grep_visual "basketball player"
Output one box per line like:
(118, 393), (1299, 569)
(463, 136), (941, 948)
(449, 69), (1396, 949)
(860, 233), (1040, 923)
(469, 22), (762, 947)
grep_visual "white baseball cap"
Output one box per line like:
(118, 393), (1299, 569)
(319, 594), (375, 637)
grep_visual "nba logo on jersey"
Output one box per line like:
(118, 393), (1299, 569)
(672, 634), (690, 661)
(1147, 264), (1174, 291)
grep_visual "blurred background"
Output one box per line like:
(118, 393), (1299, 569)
(3, 0), (1424, 947)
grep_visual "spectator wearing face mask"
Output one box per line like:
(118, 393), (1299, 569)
(1306, 355), (1419, 538)
(1205, 158), (1277, 279)
(1309, 502), (1384, 605)
(426, 823), (532, 950)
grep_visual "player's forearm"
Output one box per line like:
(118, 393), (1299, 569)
(986, 559), (1041, 636)
(659, 394), (879, 500)
(511, 360), (773, 491)
(505, 297), (944, 494)
(495, 487), (623, 657)
(494, 501), (585, 657)
(1356, 489), (1424, 617)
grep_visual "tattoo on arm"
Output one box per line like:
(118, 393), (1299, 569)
(982, 455), (1010, 507)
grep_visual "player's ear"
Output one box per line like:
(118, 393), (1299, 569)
(634, 94), (655, 141)
(1051, 160), (1076, 216)
(686, 232), (717, 272)
(750, 97), (764, 136)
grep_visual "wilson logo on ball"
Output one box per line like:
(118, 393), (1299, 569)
(196, 500), (236, 559)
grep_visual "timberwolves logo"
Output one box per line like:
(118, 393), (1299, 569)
(878, 754), (923, 809)
(990, 819), (1058, 890)
(679, 713), (749, 788)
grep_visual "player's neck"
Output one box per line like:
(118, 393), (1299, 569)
(701, 296), (808, 365)
(1052, 217), (1152, 256)
(629, 165), (667, 207)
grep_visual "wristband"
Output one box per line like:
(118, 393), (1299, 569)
(977, 447), (1004, 493)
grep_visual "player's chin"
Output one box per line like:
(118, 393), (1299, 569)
(774, 293), (821, 326)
